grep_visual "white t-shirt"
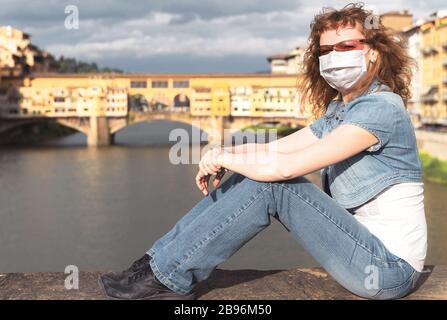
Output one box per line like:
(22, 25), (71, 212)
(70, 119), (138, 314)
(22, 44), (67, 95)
(351, 182), (427, 272)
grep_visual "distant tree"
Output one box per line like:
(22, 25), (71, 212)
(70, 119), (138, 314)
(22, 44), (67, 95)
(101, 67), (123, 73)
(56, 56), (123, 73)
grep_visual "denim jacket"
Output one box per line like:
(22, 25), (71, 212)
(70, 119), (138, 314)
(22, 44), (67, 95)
(309, 78), (423, 209)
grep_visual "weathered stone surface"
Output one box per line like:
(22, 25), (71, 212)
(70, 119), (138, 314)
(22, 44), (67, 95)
(0, 266), (445, 300)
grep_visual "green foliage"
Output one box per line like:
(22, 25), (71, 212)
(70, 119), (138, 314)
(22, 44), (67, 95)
(56, 56), (123, 74)
(243, 124), (299, 137)
(419, 151), (447, 185)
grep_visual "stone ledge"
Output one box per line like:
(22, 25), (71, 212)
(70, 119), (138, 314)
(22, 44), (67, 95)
(0, 266), (445, 300)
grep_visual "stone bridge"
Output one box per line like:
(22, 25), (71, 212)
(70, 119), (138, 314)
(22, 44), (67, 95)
(0, 111), (308, 146)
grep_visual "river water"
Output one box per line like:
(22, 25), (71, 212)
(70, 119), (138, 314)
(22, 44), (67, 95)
(0, 121), (446, 273)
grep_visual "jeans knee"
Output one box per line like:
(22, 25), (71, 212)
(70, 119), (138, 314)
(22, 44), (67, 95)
(240, 175), (271, 191)
(276, 175), (311, 187)
(271, 176), (320, 203)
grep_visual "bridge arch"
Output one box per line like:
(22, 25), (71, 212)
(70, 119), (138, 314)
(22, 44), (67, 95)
(110, 115), (208, 136)
(128, 94), (149, 112)
(0, 119), (44, 135)
(110, 118), (212, 145)
(173, 93), (190, 109)
(150, 92), (169, 111)
(55, 118), (90, 135)
(0, 118), (86, 137)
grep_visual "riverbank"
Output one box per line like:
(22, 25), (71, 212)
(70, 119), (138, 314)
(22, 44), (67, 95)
(1, 266), (445, 300)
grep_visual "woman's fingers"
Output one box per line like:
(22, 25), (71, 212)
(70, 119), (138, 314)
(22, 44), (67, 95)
(196, 167), (229, 195)
(205, 163), (220, 175)
(200, 148), (222, 175)
(204, 174), (210, 195)
(197, 169), (228, 195)
(196, 169), (211, 196)
(198, 161), (209, 176)
(212, 168), (226, 188)
(196, 171), (203, 191)
(199, 152), (211, 174)
(200, 159), (219, 176)
(196, 170), (206, 193)
(196, 148), (228, 195)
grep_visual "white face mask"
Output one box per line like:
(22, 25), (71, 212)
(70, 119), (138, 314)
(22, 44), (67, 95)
(319, 49), (368, 92)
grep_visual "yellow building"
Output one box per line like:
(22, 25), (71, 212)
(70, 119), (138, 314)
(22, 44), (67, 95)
(267, 46), (305, 75)
(402, 21), (425, 127)
(211, 83), (231, 116)
(0, 26), (56, 77)
(190, 86), (212, 116)
(380, 10), (413, 33)
(420, 12), (447, 125)
(14, 83), (127, 118)
(230, 86), (253, 117)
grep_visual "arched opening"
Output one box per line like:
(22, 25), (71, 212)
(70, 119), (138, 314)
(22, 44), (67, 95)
(0, 119), (78, 145)
(150, 93), (169, 111)
(128, 94), (149, 112)
(113, 119), (208, 147)
(173, 93), (190, 112)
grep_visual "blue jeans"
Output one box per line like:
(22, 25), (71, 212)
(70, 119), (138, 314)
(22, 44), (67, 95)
(147, 173), (421, 300)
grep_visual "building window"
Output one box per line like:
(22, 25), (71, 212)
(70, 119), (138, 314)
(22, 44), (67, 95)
(195, 88), (211, 93)
(152, 80), (169, 88)
(130, 80), (147, 88)
(54, 97), (65, 103)
(173, 80), (189, 88)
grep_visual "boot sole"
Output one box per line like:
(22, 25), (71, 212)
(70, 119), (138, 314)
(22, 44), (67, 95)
(97, 276), (196, 300)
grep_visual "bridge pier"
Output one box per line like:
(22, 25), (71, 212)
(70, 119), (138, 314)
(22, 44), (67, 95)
(207, 115), (227, 146)
(87, 116), (113, 147)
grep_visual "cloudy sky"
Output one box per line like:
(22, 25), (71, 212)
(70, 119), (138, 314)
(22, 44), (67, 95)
(1, 0), (446, 73)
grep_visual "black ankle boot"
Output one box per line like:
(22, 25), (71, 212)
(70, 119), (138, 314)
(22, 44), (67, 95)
(98, 262), (196, 300)
(101, 254), (152, 282)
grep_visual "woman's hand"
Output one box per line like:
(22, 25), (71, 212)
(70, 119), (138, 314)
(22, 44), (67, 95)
(199, 147), (223, 176)
(195, 147), (229, 195)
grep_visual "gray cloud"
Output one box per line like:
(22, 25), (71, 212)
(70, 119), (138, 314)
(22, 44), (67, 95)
(1, 0), (446, 72)
(0, 0), (302, 23)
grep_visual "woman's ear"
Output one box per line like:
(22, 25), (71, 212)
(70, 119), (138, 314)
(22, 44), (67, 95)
(368, 48), (378, 64)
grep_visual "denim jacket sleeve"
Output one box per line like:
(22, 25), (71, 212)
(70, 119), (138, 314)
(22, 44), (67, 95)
(308, 100), (338, 139)
(341, 95), (397, 152)
(309, 116), (325, 139)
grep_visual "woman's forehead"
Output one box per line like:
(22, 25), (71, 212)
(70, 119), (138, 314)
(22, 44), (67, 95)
(319, 26), (364, 46)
